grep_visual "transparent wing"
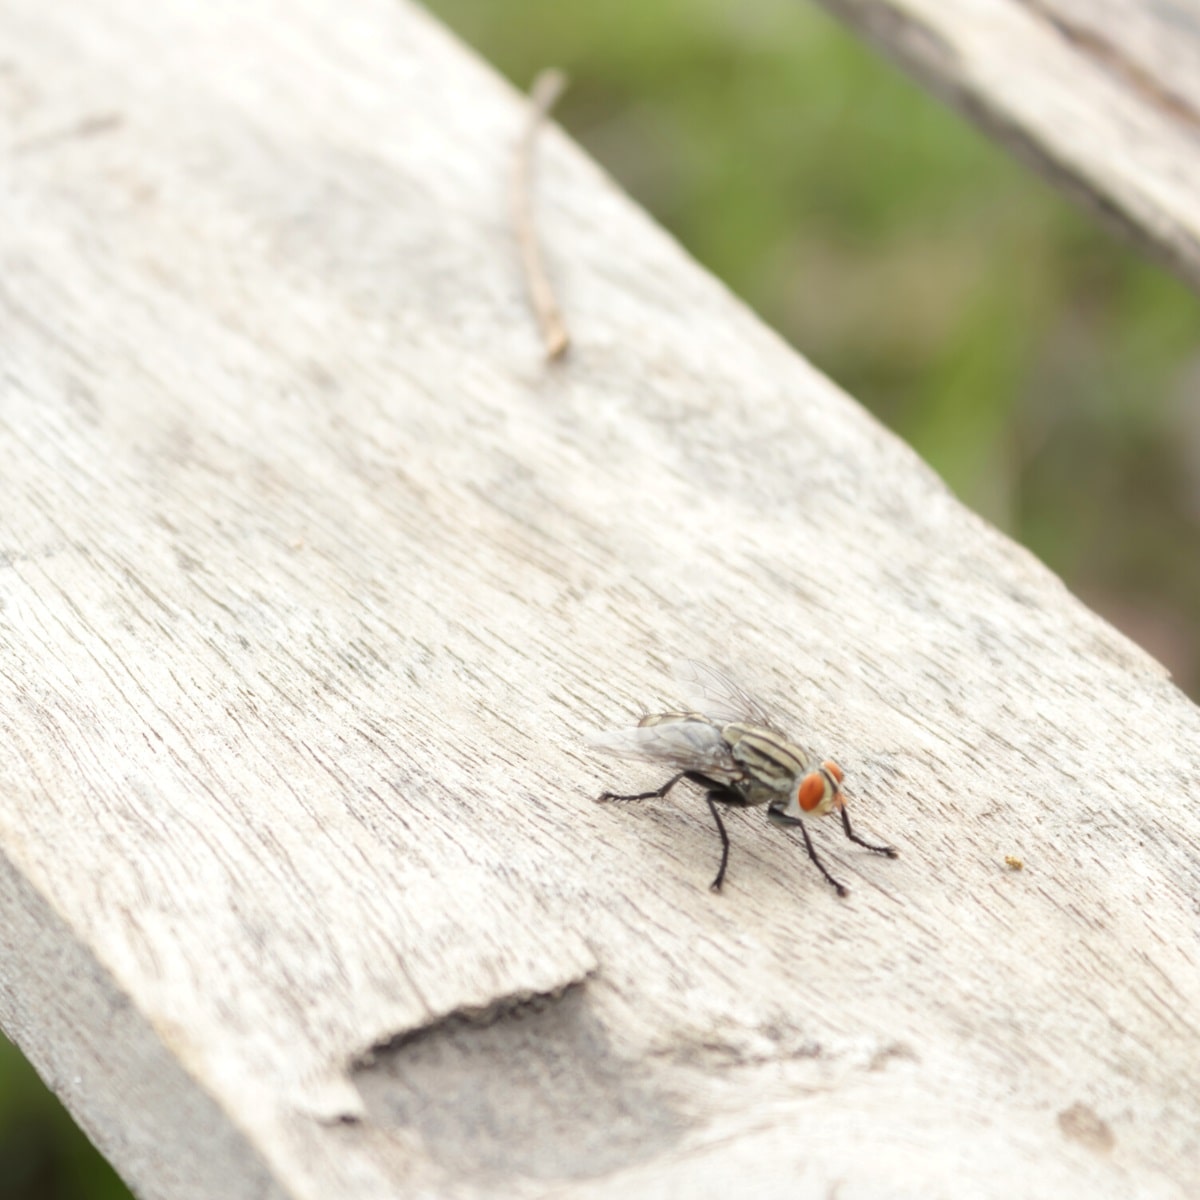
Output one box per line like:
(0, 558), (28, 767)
(587, 719), (742, 783)
(671, 660), (778, 729)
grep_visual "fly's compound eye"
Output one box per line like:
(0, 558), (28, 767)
(796, 771), (829, 813)
(823, 760), (844, 784)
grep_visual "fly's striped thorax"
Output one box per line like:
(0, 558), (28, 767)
(722, 723), (814, 806)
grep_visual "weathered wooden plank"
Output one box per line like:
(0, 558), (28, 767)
(2, 1), (1199, 1198)
(813, 0), (1200, 293)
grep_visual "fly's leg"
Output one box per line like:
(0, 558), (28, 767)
(704, 791), (732, 893)
(767, 809), (849, 897)
(597, 771), (690, 804)
(840, 806), (899, 857)
(598, 772), (737, 893)
(797, 821), (848, 897)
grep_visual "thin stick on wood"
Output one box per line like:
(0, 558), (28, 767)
(513, 68), (570, 360)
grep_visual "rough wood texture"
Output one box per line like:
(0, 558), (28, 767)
(2, 1), (1199, 1198)
(813, 0), (1200, 293)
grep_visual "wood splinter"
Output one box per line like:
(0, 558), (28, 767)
(512, 68), (570, 360)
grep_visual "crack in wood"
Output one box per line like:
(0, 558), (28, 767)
(351, 974), (594, 1066)
(351, 982), (687, 1184)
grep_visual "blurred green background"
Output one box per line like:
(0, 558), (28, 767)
(4, 2), (1199, 1196)
(0, 1039), (128, 1199)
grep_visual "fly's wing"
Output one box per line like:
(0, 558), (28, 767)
(587, 719), (742, 784)
(671, 660), (779, 730)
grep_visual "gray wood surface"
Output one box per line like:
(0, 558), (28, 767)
(815, 0), (1200, 292)
(2, 1), (1199, 1198)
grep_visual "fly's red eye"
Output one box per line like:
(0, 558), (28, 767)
(823, 760), (844, 784)
(797, 772), (826, 812)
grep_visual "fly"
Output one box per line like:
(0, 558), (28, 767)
(591, 661), (897, 895)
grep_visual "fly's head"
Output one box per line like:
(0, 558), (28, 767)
(775, 760), (845, 820)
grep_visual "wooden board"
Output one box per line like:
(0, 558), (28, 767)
(814, 0), (1200, 292)
(2, 0), (1199, 1197)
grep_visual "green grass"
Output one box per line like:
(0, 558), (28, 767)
(9, 2), (1200, 1194)
(0, 1037), (130, 1200)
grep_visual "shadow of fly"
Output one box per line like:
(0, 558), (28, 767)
(590, 661), (897, 895)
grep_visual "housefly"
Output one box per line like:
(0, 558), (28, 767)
(591, 661), (897, 895)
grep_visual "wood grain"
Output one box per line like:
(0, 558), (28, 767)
(814, 0), (1200, 293)
(2, 0), (1199, 1197)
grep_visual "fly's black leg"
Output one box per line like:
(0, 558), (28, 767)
(767, 808), (849, 897)
(597, 771), (690, 804)
(704, 791), (732, 893)
(796, 820), (848, 897)
(598, 772), (739, 892)
(840, 806), (899, 857)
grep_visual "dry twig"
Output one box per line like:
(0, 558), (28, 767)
(512, 68), (570, 360)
